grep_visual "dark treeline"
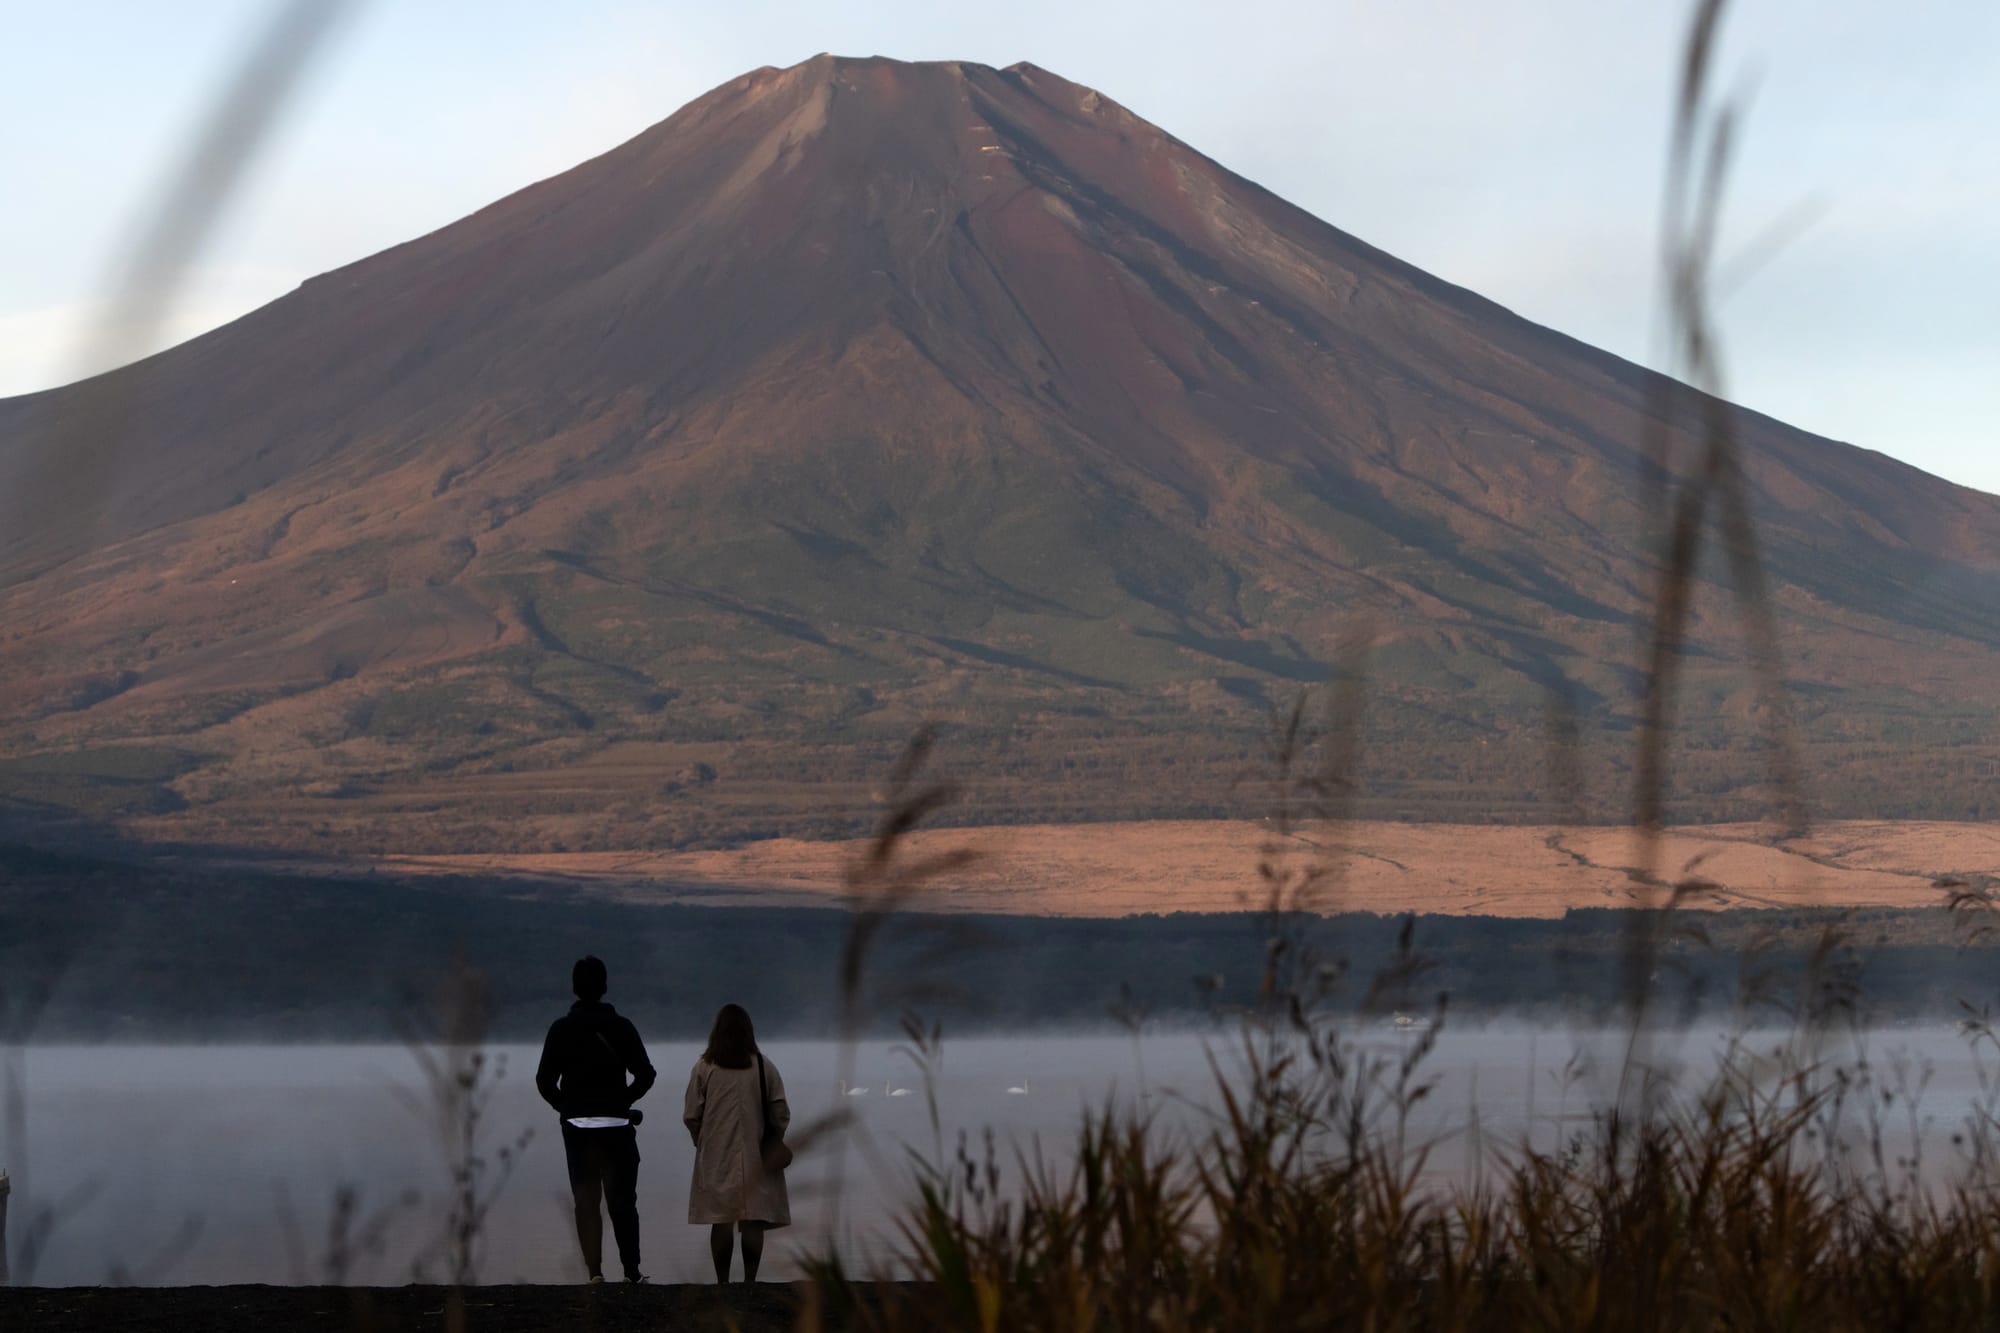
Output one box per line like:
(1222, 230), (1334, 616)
(4, 840), (1996, 1041)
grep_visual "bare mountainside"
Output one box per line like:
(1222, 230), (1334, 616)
(2, 55), (1998, 854)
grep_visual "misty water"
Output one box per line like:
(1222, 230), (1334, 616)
(11, 1024), (2000, 1286)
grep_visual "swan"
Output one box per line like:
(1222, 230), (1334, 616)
(886, 1081), (913, 1097)
(1005, 1077), (1031, 1096)
(838, 1080), (868, 1097)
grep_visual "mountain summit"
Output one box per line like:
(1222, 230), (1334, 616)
(3, 56), (1998, 849)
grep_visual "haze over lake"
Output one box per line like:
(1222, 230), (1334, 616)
(14, 1024), (2000, 1286)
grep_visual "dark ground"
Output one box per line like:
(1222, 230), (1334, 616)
(0, 1281), (888, 1331)
(10, 833), (2000, 1038)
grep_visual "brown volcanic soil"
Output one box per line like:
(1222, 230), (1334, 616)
(372, 818), (1998, 919)
(3, 56), (2000, 850)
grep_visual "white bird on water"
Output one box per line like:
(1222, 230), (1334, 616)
(886, 1081), (913, 1097)
(838, 1080), (868, 1097)
(1005, 1077), (1031, 1096)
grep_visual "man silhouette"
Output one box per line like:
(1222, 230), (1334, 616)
(535, 955), (656, 1283)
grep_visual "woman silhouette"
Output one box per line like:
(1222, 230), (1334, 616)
(683, 1003), (791, 1282)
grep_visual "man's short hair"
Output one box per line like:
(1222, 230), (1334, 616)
(573, 955), (608, 1000)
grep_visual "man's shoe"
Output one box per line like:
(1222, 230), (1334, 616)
(587, 1274), (605, 1285)
(625, 1272), (648, 1284)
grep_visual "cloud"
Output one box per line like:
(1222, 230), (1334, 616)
(0, 266), (296, 397)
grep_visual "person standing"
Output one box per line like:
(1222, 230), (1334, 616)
(684, 1004), (791, 1283)
(535, 955), (656, 1284)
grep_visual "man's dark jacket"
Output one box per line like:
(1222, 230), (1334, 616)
(535, 1000), (657, 1119)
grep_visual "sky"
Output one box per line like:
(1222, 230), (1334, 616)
(3, 0), (1995, 492)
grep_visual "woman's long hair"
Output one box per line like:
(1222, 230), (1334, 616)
(703, 1003), (758, 1069)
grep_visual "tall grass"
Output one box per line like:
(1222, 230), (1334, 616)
(394, 957), (534, 1291)
(798, 790), (2000, 1329)
(807, 1035), (2000, 1331)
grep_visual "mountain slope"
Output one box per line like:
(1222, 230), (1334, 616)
(3, 55), (1998, 851)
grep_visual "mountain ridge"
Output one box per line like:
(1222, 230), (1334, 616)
(2, 54), (1997, 852)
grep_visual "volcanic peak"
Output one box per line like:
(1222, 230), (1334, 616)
(3, 55), (2000, 848)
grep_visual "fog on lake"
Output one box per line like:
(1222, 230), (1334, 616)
(8, 1024), (2000, 1285)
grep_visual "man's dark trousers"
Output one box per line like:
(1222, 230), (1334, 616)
(561, 1122), (641, 1279)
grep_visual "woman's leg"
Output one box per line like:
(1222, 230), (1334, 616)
(708, 1222), (734, 1282)
(739, 1222), (766, 1282)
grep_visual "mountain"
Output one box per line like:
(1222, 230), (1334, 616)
(3, 55), (1998, 853)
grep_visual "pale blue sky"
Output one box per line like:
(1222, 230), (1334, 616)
(4, 1), (1995, 492)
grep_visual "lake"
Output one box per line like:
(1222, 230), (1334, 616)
(9, 1023), (2000, 1285)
